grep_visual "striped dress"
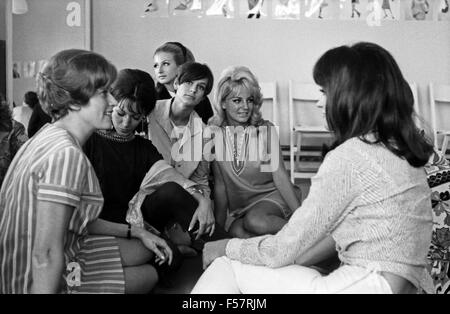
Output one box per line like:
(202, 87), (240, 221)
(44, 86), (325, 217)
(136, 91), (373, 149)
(0, 124), (125, 294)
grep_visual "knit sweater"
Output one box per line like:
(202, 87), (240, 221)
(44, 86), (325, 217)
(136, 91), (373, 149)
(226, 137), (434, 293)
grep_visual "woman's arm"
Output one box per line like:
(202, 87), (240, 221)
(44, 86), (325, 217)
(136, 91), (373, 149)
(225, 149), (359, 268)
(88, 218), (172, 263)
(272, 147), (301, 212)
(32, 201), (73, 294)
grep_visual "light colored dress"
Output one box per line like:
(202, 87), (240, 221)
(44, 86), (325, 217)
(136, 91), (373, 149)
(0, 124), (125, 294)
(212, 120), (296, 223)
(147, 98), (211, 197)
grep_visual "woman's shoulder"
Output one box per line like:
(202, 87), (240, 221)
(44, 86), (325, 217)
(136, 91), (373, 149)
(152, 99), (171, 117)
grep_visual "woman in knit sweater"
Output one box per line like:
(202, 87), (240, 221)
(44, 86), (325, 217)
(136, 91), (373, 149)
(192, 42), (435, 294)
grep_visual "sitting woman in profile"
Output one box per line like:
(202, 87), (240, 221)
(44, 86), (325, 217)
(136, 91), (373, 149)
(193, 42), (435, 294)
(208, 66), (301, 238)
(0, 49), (167, 294)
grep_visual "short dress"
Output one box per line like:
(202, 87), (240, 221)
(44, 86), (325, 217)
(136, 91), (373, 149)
(212, 121), (298, 228)
(0, 124), (125, 294)
(382, 0), (391, 10)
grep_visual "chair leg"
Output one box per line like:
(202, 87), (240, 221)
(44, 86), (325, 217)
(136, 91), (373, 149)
(296, 133), (302, 172)
(441, 135), (449, 157)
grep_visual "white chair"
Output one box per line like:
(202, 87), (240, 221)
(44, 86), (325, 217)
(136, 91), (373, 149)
(259, 81), (279, 127)
(429, 83), (450, 154)
(289, 80), (332, 182)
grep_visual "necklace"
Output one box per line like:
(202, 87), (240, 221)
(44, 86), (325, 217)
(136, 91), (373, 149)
(97, 130), (135, 143)
(225, 127), (248, 161)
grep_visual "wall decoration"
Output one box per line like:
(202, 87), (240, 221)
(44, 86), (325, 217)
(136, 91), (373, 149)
(361, 0), (400, 20)
(437, 0), (450, 20)
(13, 62), (21, 79)
(170, 0), (204, 17)
(22, 61), (36, 79)
(304, 0), (340, 19)
(273, 0), (301, 19)
(239, 0), (269, 19)
(403, 0), (434, 20)
(365, 0), (384, 24)
(141, 0), (170, 18)
(205, 0), (236, 18)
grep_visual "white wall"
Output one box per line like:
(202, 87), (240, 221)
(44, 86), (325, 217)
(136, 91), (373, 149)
(12, 0), (86, 106)
(92, 0), (450, 144)
(0, 0), (6, 40)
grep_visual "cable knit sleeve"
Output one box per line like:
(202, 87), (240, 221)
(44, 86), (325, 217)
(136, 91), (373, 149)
(226, 145), (361, 267)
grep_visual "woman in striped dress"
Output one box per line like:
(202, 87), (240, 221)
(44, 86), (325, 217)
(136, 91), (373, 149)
(0, 49), (172, 294)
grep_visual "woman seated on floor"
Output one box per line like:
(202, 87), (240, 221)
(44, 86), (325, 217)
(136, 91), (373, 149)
(0, 49), (157, 293)
(192, 42), (435, 294)
(208, 66), (301, 238)
(84, 69), (227, 287)
(147, 62), (228, 242)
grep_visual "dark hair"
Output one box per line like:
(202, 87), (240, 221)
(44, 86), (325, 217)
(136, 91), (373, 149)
(110, 69), (157, 116)
(23, 91), (39, 109)
(0, 93), (13, 132)
(37, 49), (117, 120)
(313, 42), (433, 167)
(176, 62), (214, 96)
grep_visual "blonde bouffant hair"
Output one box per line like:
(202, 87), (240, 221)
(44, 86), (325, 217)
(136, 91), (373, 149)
(210, 66), (263, 127)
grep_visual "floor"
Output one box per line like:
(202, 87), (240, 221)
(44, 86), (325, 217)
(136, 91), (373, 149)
(153, 254), (204, 294)
(153, 177), (312, 294)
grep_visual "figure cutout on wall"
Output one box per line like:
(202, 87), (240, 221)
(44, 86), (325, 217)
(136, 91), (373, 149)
(247, 0), (265, 18)
(175, 0), (193, 10)
(305, 0), (329, 18)
(142, 0), (169, 17)
(145, 0), (158, 12)
(443, 0), (449, 12)
(382, 0), (395, 19)
(411, 0), (430, 20)
(273, 0), (301, 19)
(351, 0), (361, 18)
(206, 0), (235, 18)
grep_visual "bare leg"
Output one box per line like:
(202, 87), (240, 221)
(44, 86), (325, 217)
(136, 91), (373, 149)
(228, 218), (256, 239)
(123, 265), (158, 294)
(116, 237), (158, 293)
(242, 202), (288, 236)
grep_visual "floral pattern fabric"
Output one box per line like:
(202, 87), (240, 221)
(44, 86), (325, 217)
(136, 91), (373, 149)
(425, 152), (450, 294)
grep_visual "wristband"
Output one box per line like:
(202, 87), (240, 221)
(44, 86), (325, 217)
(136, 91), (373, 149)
(127, 223), (132, 240)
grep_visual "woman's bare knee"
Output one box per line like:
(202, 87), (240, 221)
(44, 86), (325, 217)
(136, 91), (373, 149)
(243, 209), (286, 236)
(124, 264), (158, 294)
(229, 219), (253, 239)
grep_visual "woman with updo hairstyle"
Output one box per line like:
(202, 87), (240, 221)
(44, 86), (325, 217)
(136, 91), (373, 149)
(208, 66), (301, 239)
(193, 42), (434, 294)
(153, 42), (213, 124)
(0, 49), (135, 293)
